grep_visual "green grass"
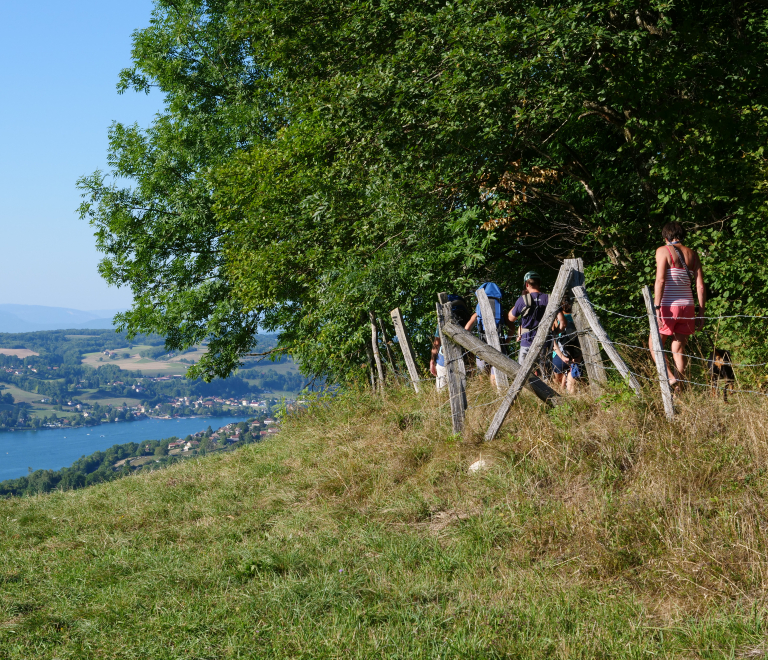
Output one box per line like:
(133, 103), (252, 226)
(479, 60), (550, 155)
(2, 381), (768, 658)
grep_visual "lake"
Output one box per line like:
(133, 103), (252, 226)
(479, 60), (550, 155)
(0, 416), (251, 481)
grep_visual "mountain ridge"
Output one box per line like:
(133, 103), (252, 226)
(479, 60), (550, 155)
(0, 304), (123, 332)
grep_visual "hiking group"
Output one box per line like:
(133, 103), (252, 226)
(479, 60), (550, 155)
(430, 273), (584, 394)
(429, 222), (707, 393)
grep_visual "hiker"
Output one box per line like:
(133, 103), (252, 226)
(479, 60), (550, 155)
(464, 282), (505, 387)
(552, 300), (582, 393)
(429, 335), (448, 390)
(508, 271), (565, 368)
(649, 221), (706, 388)
(430, 294), (472, 390)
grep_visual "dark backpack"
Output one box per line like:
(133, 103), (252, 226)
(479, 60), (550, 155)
(445, 294), (472, 327)
(519, 293), (540, 320)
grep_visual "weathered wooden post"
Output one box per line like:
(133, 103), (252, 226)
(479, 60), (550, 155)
(642, 286), (675, 419)
(437, 293), (467, 434)
(369, 311), (386, 390)
(484, 264), (573, 442)
(475, 287), (509, 391)
(364, 344), (376, 389)
(571, 286), (641, 395)
(564, 258), (607, 391)
(377, 317), (398, 374)
(390, 307), (421, 393)
(441, 321), (560, 407)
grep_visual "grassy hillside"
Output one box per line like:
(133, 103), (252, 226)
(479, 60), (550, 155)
(2, 381), (768, 658)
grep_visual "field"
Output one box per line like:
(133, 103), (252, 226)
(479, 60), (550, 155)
(3, 381), (768, 657)
(80, 344), (206, 376)
(78, 395), (143, 408)
(0, 348), (39, 358)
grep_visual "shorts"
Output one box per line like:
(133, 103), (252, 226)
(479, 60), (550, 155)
(553, 355), (582, 379)
(435, 364), (447, 391)
(475, 358), (497, 378)
(658, 304), (695, 336)
(552, 354), (568, 375)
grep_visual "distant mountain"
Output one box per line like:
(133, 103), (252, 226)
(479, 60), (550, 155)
(0, 305), (123, 333)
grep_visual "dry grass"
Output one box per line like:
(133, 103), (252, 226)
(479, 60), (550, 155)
(2, 377), (768, 657)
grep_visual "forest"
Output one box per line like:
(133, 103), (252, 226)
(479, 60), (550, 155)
(76, 0), (768, 387)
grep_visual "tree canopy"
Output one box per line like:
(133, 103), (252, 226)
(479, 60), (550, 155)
(79, 0), (768, 383)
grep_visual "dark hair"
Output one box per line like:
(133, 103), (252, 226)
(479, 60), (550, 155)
(562, 300), (572, 314)
(662, 221), (686, 242)
(525, 277), (541, 289)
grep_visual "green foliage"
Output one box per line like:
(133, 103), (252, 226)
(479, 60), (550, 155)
(81, 0), (768, 384)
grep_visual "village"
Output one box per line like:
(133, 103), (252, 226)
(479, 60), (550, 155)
(111, 417), (282, 471)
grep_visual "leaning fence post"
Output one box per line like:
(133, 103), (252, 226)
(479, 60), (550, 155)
(475, 287), (509, 391)
(390, 307), (421, 393)
(484, 264), (574, 442)
(571, 286), (641, 395)
(369, 311), (386, 390)
(377, 317), (398, 374)
(564, 258), (607, 391)
(441, 320), (560, 407)
(642, 286), (675, 419)
(437, 293), (466, 435)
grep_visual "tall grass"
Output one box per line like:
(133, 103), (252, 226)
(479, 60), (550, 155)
(2, 377), (768, 658)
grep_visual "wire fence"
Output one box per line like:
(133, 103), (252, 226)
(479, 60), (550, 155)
(376, 294), (768, 426)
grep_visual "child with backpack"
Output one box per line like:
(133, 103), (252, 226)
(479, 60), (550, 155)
(551, 300), (582, 393)
(464, 282), (506, 387)
(430, 294), (472, 390)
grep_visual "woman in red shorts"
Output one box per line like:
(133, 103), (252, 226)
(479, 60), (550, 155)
(650, 222), (707, 388)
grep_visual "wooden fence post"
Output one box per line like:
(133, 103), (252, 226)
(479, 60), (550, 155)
(364, 344), (376, 389)
(564, 258), (607, 391)
(484, 264), (574, 442)
(369, 311), (386, 389)
(571, 286), (641, 395)
(475, 287), (509, 391)
(437, 294), (466, 435)
(377, 317), (397, 374)
(390, 307), (421, 393)
(642, 286), (675, 419)
(441, 321), (560, 407)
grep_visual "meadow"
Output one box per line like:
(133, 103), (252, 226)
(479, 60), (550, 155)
(2, 378), (768, 658)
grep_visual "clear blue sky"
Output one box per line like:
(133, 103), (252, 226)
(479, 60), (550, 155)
(0, 1), (162, 310)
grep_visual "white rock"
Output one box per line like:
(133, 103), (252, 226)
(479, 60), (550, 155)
(468, 458), (490, 473)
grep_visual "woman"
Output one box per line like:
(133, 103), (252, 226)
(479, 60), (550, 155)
(552, 301), (582, 393)
(650, 222), (707, 388)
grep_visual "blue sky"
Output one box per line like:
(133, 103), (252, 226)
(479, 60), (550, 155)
(0, 1), (162, 310)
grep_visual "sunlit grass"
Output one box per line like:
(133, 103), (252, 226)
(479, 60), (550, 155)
(2, 379), (768, 658)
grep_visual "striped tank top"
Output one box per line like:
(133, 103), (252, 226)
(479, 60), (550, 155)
(661, 244), (694, 307)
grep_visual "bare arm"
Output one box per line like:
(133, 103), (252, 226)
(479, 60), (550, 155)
(694, 253), (706, 329)
(465, 312), (478, 332)
(553, 340), (569, 362)
(429, 337), (441, 376)
(653, 248), (667, 307)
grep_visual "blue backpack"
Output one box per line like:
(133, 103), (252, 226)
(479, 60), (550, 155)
(475, 282), (503, 336)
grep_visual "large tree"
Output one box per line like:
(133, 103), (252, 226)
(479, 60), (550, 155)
(80, 0), (768, 383)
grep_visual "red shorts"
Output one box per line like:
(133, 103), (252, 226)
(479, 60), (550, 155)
(658, 304), (695, 336)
